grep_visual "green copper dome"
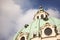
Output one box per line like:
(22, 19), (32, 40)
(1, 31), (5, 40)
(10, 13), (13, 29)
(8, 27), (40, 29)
(14, 7), (60, 40)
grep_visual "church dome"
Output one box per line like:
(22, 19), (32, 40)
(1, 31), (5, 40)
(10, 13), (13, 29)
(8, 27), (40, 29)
(14, 7), (60, 40)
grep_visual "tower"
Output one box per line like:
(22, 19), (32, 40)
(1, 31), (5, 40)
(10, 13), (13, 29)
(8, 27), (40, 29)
(14, 6), (60, 40)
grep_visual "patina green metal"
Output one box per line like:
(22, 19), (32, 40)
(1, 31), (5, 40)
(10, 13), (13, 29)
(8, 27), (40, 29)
(14, 17), (60, 40)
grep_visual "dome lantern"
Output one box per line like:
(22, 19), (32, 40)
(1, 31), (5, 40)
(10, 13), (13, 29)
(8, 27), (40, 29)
(33, 6), (49, 21)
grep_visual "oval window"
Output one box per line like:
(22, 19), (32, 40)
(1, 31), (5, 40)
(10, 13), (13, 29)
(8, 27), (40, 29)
(20, 37), (25, 40)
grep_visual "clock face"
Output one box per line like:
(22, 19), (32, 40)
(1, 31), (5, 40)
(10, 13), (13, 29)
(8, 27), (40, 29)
(44, 28), (52, 36)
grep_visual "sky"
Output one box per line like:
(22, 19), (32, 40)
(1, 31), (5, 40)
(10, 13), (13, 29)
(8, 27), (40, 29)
(0, 0), (60, 40)
(14, 0), (60, 10)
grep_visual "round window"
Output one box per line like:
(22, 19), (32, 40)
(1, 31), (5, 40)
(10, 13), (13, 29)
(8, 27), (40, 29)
(44, 28), (52, 36)
(20, 37), (25, 40)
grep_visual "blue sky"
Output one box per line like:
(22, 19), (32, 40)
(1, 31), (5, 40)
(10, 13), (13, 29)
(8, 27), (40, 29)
(0, 0), (60, 40)
(30, 0), (60, 9)
(14, 0), (60, 11)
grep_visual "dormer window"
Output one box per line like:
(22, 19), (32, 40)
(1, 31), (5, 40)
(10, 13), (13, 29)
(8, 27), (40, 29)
(24, 24), (29, 28)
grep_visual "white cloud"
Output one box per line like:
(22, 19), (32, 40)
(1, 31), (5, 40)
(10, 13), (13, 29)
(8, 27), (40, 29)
(46, 8), (60, 18)
(0, 0), (22, 40)
(0, 0), (60, 40)
(14, 0), (32, 10)
(1, 0), (22, 17)
(17, 9), (38, 29)
(0, 0), (33, 40)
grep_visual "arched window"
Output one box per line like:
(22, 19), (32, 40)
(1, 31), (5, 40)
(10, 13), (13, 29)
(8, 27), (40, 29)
(46, 15), (47, 18)
(20, 36), (25, 40)
(43, 15), (48, 21)
(37, 16), (39, 19)
(33, 34), (36, 38)
(41, 14), (44, 19)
